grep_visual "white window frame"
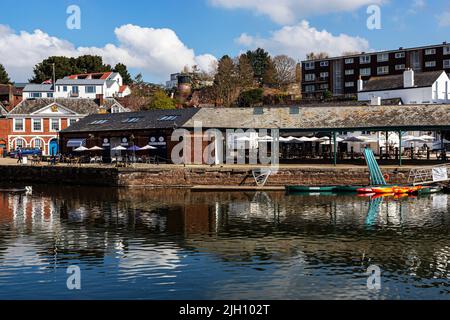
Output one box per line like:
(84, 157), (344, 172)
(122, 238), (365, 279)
(304, 85), (315, 93)
(360, 55), (371, 64)
(33, 138), (43, 149)
(444, 46), (450, 55)
(425, 61), (436, 68)
(304, 62), (315, 70)
(377, 66), (389, 75)
(31, 118), (43, 132)
(320, 72), (329, 78)
(345, 69), (354, 75)
(319, 84), (329, 90)
(345, 58), (354, 64)
(395, 64), (406, 70)
(320, 61), (329, 67)
(86, 86), (96, 94)
(305, 74), (316, 81)
(425, 48), (436, 55)
(68, 118), (78, 126)
(345, 82), (354, 87)
(50, 118), (61, 132)
(15, 138), (25, 149)
(13, 118), (25, 132)
(395, 52), (405, 59)
(377, 53), (389, 62)
(444, 60), (450, 68)
(360, 68), (371, 76)
(30, 92), (42, 98)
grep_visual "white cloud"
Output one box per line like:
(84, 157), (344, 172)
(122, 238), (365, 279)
(209, 0), (384, 24)
(0, 24), (217, 82)
(437, 11), (450, 27)
(236, 20), (370, 61)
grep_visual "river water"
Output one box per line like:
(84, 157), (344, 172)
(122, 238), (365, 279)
(0, 186), (449, 300)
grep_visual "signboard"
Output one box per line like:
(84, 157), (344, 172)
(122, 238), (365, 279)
(149, 136), (167, 146)
(102, 138), (110, 147)
(121, 137), (129, 146)
(432, 167), (448, 182)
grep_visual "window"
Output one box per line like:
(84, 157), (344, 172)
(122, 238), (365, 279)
(345, 82), (354, 87)
(425, 61), (436, 68)
(158, 115), (179, 121)
(122, 117), (142, 123)
(345, 58), (354, 64)
(319, 84), (329, 90)
(304, 62), (315, 70)
(444, 46), (450, 55)
(304, 85), (315, 93)
(16, 139), (24, 149)
(47, 93), (53, 98)
(50, 119), (60, 131)
(425, 48), (436, 55)
(320, 61), (329, 67)
(86, 86), (96, 93)
(320, 72), (329, 78)
(33, 139), (42, 149)
(345, 69), (354, 75)
(32, 119), (42, 132)
(63, 86), (67, 92)
(68, 119), (78, 126)
(377, 53), (389, 62)
(30, 92), (42, 98)
(72, 86), (79, 95)
(360, 68), (371, 76)
(395, 52), (405, 59)
(360, 55), (371, 64)
(395, 64), (406, 70)
(377, 66), (389, 75)
(305, 74), (316, 81)
(90, 120), (108, 125)
(444, 60), (450, 68)
(14, 119), (25, 132)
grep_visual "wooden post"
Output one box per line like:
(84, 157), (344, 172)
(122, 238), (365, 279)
(333, 131), (337, 166)
(398, 131), (402, 167)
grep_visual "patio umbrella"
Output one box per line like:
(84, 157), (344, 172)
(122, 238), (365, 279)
(111, 146), (127, 151)
(279, 136), (296, 142)
(140, 145), (157, 150)
(74, 146), (88, 152)
(419, 135), (435, 141)
(89, 146), (103, 151)
(343, 136), (366, 143)
(128, 145), (141, 151)
(401, 135), (417, 140)
(405, 138), (428, 143)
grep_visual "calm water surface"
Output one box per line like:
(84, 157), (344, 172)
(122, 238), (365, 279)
(0, 186), (449, 300)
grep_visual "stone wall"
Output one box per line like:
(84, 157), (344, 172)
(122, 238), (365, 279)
(0, 165), (411, 188)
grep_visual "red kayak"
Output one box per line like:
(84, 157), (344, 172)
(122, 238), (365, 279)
(357, 187), (374, 193)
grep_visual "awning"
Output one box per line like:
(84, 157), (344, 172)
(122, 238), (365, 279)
(67, 139), (86, 148)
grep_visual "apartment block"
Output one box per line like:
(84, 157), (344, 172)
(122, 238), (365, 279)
(302, 42), (450, 97)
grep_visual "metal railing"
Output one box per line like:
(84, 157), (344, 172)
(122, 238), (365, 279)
(407, 164), (450, 186)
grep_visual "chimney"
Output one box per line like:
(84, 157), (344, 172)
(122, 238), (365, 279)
(404, 68), (415, 88)
(357, 76), (364, 92)
(8, 84), (13, 107)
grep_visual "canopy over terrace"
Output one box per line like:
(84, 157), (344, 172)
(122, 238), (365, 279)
(182, 104), (450, 165)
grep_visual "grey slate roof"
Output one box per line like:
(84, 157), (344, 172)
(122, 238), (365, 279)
(9, 98), (103, 115)
(23, 84), (54, 92)
(60, 108), (200, 133)
(361, 71), (444, 92)
(182, 105), (450, 131)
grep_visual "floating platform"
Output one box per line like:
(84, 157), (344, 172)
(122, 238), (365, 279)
(191, 185), (285, 192)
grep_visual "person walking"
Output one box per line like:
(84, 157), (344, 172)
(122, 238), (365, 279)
(17, 149), (23, 164)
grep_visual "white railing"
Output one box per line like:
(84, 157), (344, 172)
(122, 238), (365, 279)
(408, 164), (450, 186)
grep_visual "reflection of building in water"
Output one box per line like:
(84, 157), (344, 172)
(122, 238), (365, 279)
(226, 192), (286, 222)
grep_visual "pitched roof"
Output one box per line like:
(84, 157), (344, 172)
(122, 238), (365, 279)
(361, 71), (445, 92)
(23, 84), (54, 92)
(0, 84), (22, 96)
(0, 102), (7, 116)
(119, 85), (129, 93)
(60, 108), (200, 133)
(9, 98), (103, 115)
(56, 79), (108, 85)
(182, 105), (450, 131)
(66, 72), (113, 80)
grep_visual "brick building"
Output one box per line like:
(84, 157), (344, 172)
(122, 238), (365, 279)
(302, 42), (450, 98)
(7, 98), (127, 155)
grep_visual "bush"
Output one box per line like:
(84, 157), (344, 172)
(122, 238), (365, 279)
(237, 88), (264, 107)
(147, 90), (176, 110)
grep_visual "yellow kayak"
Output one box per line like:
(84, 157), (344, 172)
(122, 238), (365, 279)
(372, 186), (397, 194)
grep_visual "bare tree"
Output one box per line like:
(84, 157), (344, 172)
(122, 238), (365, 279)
(306, 52), (329, 60)
(273, 55), (296, 89)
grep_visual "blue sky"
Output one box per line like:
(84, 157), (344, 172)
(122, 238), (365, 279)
(0, 0), (449, 83)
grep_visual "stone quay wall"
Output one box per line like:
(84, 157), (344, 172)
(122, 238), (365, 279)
(0, 165), (411, 188)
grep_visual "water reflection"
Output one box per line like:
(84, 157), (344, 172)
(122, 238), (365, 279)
(0, 187), (449, 299)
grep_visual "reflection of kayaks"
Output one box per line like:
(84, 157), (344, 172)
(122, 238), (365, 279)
(358, 193), (376, 198)
(372, 193), (395, 199)
(357, 187), (374, 193)
(286, 186), (337, 193)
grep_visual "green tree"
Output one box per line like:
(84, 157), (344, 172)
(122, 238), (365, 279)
(262, 58), (277, 87)
(245, 48), (272, 85)
(114, 63), (132, 85)
(213, 55), (238, 107)
(76, 55), (111, 74)
(237, 88), (264, 107)
(0, 64), (10, 84)
(147, 90), (176, 110)
(237, 55), (254, 89)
